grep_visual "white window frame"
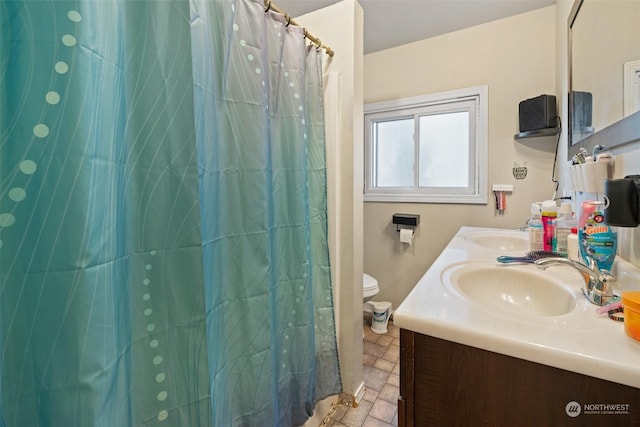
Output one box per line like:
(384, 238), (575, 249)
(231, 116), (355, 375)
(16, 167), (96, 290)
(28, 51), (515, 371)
(623, 60), (640, 117)
(364, 85), (488, 204)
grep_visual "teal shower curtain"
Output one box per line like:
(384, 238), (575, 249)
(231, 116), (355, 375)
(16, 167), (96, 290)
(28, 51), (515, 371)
(0, 0), (341, 426)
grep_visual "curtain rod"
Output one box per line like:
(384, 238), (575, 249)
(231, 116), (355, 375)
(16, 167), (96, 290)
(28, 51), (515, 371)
(264, 0), (335, 57)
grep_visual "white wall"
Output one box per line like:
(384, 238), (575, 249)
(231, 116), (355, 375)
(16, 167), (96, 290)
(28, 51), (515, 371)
(296, 1), (366, 424)
(363, 6), (558, 311)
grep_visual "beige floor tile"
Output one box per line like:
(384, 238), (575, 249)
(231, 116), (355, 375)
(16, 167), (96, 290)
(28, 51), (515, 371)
(363, 416), (395, 427)
(340, 399), (373, 427)
(369, 399), (396, 424)
(363, 365), (390, 391)
(376, 335), (394, 347)
(363, 325), (379, 343)
(378, 383), (399, 404)
(363, 353), (377, 367)
(363, 341), (387, 358)
(391, 362), (400, 375)
(387, 322), (400, 338)
(353, 316), (400, 427)
(387, 373), (400, 387)
(381, 345), (400, 362)
(373, 358), (395, 373)
(363, 387), (379, 403)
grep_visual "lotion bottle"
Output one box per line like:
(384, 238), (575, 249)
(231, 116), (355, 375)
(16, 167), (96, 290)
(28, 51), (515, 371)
(554, 202), (576, 255)
(528, 203), (544, 251)
(567, 228), (580, 262)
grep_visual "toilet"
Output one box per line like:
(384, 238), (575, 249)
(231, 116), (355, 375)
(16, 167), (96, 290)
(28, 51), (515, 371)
(363, 273), (392, 334)
(363, 273), (379, 302)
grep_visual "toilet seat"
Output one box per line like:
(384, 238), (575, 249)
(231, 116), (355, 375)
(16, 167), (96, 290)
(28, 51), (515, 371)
(363, 273), (379, 301)
(363, 273), (378, 292)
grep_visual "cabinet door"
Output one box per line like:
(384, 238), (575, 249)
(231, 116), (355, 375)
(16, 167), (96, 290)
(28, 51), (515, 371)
(399, 329), (640, 426)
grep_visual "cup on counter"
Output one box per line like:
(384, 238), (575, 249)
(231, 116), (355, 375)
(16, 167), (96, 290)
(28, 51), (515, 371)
(622, 292), (640, 343)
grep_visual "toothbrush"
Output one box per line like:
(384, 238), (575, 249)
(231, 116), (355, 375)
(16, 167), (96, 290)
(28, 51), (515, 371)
(596, 297), (622, 315)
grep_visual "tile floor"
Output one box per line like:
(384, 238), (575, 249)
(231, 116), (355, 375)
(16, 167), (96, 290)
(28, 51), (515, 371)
(327, 316), (400, 427)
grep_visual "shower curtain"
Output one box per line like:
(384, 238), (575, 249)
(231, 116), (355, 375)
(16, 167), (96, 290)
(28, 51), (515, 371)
(0, 0), (341, 426)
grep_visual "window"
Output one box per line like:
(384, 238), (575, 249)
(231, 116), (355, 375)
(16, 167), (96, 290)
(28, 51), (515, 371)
(364, 86), (488, 204)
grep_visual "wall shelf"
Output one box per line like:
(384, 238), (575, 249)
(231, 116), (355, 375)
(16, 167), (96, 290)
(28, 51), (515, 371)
(514, 126), (560, 139)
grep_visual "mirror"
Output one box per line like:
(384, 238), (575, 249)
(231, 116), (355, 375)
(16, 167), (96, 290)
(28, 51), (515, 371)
(568, 0), (640, 159)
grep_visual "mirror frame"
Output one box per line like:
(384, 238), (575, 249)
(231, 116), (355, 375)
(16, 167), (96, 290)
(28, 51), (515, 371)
(568, 0), (640, 160)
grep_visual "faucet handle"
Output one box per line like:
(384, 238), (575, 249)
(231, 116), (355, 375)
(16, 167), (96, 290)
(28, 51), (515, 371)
(600, 270), (616, 283)
(583, 253), (617, 282)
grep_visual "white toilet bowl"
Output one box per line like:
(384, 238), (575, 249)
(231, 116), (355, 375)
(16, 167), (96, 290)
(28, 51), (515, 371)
(363, 273), (379, 302)
(362, 273), (392, 334)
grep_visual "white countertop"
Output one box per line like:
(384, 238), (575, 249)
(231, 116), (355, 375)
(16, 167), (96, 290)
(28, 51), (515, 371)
(393, 226), (640, 389)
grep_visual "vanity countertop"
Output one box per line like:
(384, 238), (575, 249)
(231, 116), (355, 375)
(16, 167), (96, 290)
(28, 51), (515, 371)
(393, 226), (640, 389)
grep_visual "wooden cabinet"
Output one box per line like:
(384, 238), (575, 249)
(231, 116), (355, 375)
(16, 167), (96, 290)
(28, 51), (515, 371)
(398, 329), (640, 426)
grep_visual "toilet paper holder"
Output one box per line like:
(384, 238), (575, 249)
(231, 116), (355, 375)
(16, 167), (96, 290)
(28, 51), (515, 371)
(392, 213), (420, 232)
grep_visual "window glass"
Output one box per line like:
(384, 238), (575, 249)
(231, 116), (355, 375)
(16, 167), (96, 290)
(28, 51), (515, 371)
(419, 111), (469, 188)
(364, 86), (487, 204)
(374, 118), (414, 187)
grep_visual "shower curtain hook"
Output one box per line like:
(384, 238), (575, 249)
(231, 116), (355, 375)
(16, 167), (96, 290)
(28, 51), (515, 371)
(285, 14), (292, 27)
(264, 0), (271, 12)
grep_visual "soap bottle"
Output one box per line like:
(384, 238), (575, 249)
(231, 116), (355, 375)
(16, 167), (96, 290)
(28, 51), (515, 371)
(541, 200), (558, 252)
(578, 200), (617, 273)
(528, 203), (544, 251)
(567, 227), (580, 262)
(554, 202), (576, 255)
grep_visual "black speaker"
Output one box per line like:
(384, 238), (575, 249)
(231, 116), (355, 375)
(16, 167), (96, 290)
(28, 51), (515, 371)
(518, 95), (558, 132)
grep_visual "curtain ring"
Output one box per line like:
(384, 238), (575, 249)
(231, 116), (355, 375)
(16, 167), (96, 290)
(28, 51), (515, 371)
(285, 14), (291, 27)
(316, 39), (322, 51)
(264, 0), (271, 12)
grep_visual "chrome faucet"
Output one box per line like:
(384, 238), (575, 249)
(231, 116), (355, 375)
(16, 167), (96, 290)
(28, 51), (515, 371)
(534, 256), (617, 306)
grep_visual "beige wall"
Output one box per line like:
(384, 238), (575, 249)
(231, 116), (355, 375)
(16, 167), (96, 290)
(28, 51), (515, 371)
(363, 6), (558, 310)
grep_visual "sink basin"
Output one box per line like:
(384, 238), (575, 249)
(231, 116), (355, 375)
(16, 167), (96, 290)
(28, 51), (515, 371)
(464, 231), (529, 251)
(442, 263), (577, 317)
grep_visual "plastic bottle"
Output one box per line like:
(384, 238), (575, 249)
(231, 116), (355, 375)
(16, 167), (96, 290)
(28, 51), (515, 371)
(554, 202), (577, 255)
(578, 200), (617, 273)
(567, 227), (580, 262)
(541, 200), (558, 252)
(528, 203), (544, 251)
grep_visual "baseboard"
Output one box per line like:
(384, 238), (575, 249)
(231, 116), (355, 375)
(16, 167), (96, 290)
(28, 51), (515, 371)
(353, 380), (366, 405)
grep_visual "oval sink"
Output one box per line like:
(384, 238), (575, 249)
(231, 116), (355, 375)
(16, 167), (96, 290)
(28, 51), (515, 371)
(443, 263), (577, 317)
(464, 231), (529, 251)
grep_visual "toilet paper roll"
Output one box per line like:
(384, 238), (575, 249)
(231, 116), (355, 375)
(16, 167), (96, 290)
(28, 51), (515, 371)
(399, 228), (413, 245)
